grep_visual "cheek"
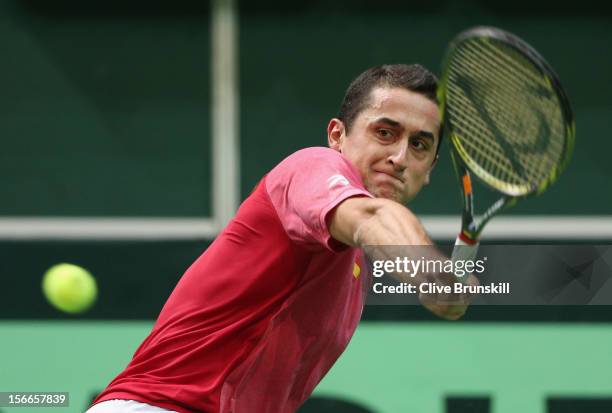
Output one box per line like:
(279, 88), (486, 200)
(404, 163), (431, 185)
(342, 136), (385, 175)
(407, 159), (429, 178)
(346, 145), (376, 168)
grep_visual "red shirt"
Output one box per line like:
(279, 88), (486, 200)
(94, 147), (373, 413)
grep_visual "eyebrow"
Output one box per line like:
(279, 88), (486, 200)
(373, 117), (402, 128)
(409, 130), (435, 141)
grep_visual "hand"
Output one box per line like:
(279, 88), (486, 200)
(418, 273), (479, 320)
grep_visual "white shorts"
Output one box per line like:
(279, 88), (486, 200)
(85, 399), (179, 413)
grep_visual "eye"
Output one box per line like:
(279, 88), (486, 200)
(377, 129), (394, 139)
(410, 138), (429, 151)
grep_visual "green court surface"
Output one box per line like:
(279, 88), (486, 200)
(1, 321), (611, 413)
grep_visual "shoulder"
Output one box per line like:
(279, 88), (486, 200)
(272, 147), (356, 175)
(282, 146), (346, 164)
(265, 145), (369, 206)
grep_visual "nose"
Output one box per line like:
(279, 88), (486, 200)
(386, 139), (408, 171)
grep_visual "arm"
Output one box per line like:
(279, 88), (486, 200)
(329, 196), (477, 320)
(329, 196), (431, 247)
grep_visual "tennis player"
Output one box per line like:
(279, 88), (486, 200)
(87, 64), (476, 413)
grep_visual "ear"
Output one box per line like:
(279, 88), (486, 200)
(424, 154), (439, 186)
(327, 118), (346, 152)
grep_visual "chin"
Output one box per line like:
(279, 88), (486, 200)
(371, 187), (402, 203)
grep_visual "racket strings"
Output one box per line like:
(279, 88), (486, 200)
(448, 71), (563, 183)
(455, 41), (567, 142)
(451, 42), (565, 159)
(450, 40), (564, 153)
(447, 87), (516, 171)
(449, 42), (565, 185)
(452, 48), (565, 143)
(462, 39), (544, 88)
(447, 85), (522, 185)
(445, 37), (567, 193)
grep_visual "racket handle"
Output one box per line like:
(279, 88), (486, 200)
(451, 234), (480, 284)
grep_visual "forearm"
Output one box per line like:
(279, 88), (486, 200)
(359, 204), (476, 320)
(332, 198), (444, 285)
(330, 197), (477, 320)
(353, 199), (433, 247)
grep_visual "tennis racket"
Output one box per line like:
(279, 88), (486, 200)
(438, 27), (575, 265)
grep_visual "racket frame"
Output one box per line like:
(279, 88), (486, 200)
(438, 26), (576, 241)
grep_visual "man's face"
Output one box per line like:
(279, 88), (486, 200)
(328, 87), (441, 204)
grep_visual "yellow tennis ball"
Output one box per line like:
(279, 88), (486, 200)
(42, 263), (97, 314)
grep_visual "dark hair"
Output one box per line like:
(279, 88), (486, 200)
(337, 64), (441, 153)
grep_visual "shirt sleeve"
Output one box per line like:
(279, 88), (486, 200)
(265, 147), (373, 251)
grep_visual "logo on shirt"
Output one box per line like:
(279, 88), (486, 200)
(353, 262), (361, 279)
(327, 174), (349, 189)
(353, 256), (362, 279)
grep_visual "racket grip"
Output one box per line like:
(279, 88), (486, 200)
(451, 235), (480, 284)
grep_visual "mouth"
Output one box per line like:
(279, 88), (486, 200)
(373, 170), (404, 184)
